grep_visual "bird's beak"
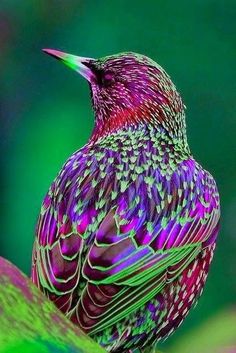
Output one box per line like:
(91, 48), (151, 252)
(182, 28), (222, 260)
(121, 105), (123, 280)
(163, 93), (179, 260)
(42, 48), (96, 83)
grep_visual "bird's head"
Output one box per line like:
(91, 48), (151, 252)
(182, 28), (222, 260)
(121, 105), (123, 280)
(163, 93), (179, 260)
(43, 49), (186, 141)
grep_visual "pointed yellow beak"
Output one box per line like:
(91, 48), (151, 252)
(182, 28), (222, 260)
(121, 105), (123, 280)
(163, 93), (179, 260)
(42, 48), (96, 83)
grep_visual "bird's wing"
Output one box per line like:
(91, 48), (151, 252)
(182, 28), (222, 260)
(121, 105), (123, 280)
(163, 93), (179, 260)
(32, 149), (220, 333)
(77, 159), (219, 334)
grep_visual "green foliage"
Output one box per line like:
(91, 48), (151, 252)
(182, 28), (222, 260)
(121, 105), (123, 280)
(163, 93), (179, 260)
(0, 257), (105, 353)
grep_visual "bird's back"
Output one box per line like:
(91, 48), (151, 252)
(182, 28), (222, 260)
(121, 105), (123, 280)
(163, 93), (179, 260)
(32, 124), (220, 352)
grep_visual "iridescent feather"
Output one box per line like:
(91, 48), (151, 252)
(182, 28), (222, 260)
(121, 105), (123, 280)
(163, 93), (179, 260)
(32, 51), (220, 353)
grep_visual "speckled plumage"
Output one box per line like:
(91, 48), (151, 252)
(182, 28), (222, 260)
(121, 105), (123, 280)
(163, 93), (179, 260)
(32, 51), (220, 353)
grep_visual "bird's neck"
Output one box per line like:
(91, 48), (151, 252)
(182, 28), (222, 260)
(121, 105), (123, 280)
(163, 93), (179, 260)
(90, 103), (188, 150)
(90, 97), (187, 144)
(89, 121), (191, 165)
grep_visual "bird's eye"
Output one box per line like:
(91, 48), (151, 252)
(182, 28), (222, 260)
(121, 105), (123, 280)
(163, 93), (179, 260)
(104, 73), (113, 81)
(93, 68), (114, 87)
(101, 72), (114, 86)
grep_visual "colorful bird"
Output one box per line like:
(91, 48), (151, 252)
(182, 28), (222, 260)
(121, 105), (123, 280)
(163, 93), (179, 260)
(31, 49), (220, 353)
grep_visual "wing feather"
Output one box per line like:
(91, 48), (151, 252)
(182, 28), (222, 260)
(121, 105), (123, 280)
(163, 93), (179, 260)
(32, 146), (220, 336)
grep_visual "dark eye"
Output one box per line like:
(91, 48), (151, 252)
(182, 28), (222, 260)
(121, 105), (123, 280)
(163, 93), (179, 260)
(101, 71), (114, 86)
(91, 67), (114, 87)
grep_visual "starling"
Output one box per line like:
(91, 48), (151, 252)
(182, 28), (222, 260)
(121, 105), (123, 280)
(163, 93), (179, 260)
(32, 49), (220, 353)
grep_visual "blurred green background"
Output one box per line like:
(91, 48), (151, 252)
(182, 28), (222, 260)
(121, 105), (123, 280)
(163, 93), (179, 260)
(1, 0), (236, 351)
